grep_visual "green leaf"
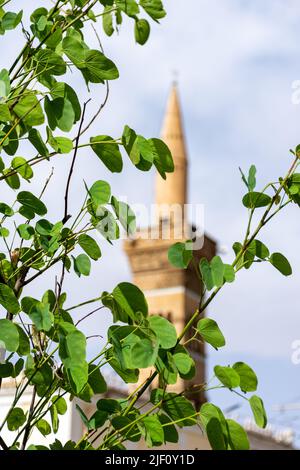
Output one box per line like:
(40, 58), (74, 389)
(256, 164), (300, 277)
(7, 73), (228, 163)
(226, 419), (250, 450)
(214, 365), (240, 389)
(135, 19), (150, 45)
(113, 282), (148, 320)
(249, 395), (267, 428)
(2, 10), (23, 30)
(35, 49), (66, 76)
(0, 69), (10, 98)
(82, 50), (119, 83)
(210, 256), (225, 288)
(13, 93), (44, 127)
(173, 351), (194, 375)
(45, 96), (75, 132)
(90, 136), (123, 173)
(153, 391), (196, 427)
(95, 209), (120, 241)
(78, 234), (101, 261)
(116, 0), (139, 16)
(28, 302), (54, 332)
(0, 284), (20, 314)
(0, 319), (19, 352)
(12, 157), (33, 180)
(168, 241), (193, 269)
(103, 7), (114, 36)
(200, 402), (228, 442)
(89, 410), (108, 430)
(52, 396), (67, 415)
(28, 128), (49, 157)
(59, 326), (88, 394)
(51, 82), (81, 123)
(242, 192), (272, 209)
(3, 169), (20, 189)
(122, 126), (153, 168)
(73, 254), (91, 277)
(0, 362), (13, 378)
(197, 318), (225, 349)
(248, 165), (257, 191)
(0, 103), (12, 122)
(111, 416), (141, 442)
(158, 414), (178, 443)
(17, 191), (47, 216)
(97, 398), (121, 414)
(7, 407), (26, 431)
(206, 417), (227, 450)
(36, 419), (51, 436)
(89, 180), (111, 206)
(199, 258), (214, 291)
(149, 315), (177, 349)
(111, 196), (136, 235)
(76, 404), (90, 429)
(0, 227), (9, 238)
(50, 404), (59, 433)
(17, 224), (35, 240)
(270, 252), (292, 276)
(143, 414), (164, 447)
(88, 364), (107, 394)
(233, 362), (258, 393)
(248, 239), (270, 259)
(0, 202), (13, 217)
(106, 348), (139, 384)
(149, 138), (174, 178)
(140, 0), (166, 20)
(1, 125), (18, 155)
(53, 136), (73, 154)
(62, 35), (87, 68)
(223, 264), (235, 283)
(16, 325), (30, 356)
(130, 337), (158, 368)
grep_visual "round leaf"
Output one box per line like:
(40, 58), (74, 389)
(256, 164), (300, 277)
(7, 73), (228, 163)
(242, 192), (272, 209)
(214, 365), (240, 389)
(7, 408), (26, 431)
(78, 234), (101, 261)
(0, 319), (19, 352)
(249, 395), (267, 428)
(149, 315), (177, 349)
(113, 282), (148, 321)
(135, 19), (150, 45)
(232, 362), (258, 392)
(168, 242), (193, 269)
(0, 283), (20, 314)
(197, 318), (225, 349)
(17, 191), (47, 216)
(226, 419), (250, 450)
(270, 252), (292, 276)
(90, 136), (123, 173)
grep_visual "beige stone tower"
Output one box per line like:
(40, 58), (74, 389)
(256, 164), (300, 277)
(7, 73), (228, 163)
(124, 85), (216, 408)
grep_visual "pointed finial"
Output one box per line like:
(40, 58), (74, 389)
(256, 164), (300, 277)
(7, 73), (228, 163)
(155, 83), (188, 211)
(172, 69), (179, 87)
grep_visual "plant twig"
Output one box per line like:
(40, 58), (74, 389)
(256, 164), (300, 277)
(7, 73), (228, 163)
(62, 99), (90, 224)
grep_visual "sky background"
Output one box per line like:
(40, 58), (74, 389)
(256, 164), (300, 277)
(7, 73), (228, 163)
(1, 0), (300, 444)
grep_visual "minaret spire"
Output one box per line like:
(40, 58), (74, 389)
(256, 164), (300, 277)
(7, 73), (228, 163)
(155, 84), (188, 213)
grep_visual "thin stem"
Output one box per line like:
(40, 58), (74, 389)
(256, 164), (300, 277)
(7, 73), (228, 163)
(63, 100), (90, 224)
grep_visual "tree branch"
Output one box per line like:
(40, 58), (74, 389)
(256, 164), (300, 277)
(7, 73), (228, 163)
(62, 99), (90, 225)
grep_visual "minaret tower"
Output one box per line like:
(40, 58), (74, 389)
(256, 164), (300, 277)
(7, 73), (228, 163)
(124, 85), (216, 408)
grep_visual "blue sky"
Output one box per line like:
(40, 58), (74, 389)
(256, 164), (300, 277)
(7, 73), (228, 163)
(1, 0), (300, 443)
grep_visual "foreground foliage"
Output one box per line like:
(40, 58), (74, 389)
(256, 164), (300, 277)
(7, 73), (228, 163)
(0, 0), (297, 451)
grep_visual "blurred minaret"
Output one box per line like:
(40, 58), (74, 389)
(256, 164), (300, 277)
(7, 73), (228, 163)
(124, 85), (216, 408)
